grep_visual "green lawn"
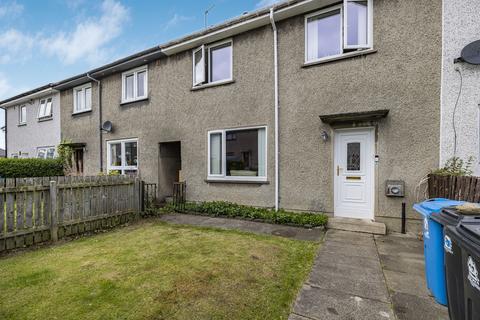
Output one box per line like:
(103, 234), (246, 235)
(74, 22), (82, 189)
(0, 220), (318, 320)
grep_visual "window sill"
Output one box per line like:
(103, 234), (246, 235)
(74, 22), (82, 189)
(17, 123), (26, 127)
(120, 97), (149, 106)
(302, 49), (377, 68)
(191, 79), (235, 91)
(38, 116), (53, 122)
(72, 110), (92, 117)
(205, 179), (269, 185)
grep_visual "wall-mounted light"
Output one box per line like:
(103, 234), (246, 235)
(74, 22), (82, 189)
(321, 130), (329, 142)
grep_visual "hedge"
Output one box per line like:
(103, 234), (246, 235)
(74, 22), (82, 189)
(0, 158), (64, 178)
(163, 201), (328, 228)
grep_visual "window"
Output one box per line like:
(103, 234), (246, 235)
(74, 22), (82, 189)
(107, 139), (138, 174)
(193, 40), (233, 87)
(37, 147), (55, 159)
(38, 98), (53, 118)
(305, 0), (372, 63)
(122, 66), (148, 103)
(19, 105), (26, 124)
(73, 83), (92, 113)
(208, 127), (267, 181)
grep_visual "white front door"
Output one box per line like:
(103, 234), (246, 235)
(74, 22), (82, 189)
(334, 128), (375, 220)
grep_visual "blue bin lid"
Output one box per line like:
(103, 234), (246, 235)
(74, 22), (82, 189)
(413, 198), (465, 218)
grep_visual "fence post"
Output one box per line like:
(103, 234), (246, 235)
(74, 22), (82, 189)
(49, 180), (58, 242)
(134, 177), (142, 213)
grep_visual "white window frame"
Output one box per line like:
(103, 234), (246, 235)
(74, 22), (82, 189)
(207, 126), (267, 182)
(304, 0), (373, 64)
(106, 138), (139, 174)
(193, 45), (206, 86)
(121, 66), (148, 104)
(192, 39), (233, 87)
(19, 105), (26, 125)
(343, 0), (373, 50)
(73, 83), (92, 114)
(38, 97), (53, 119)
(36, 146), (55, 159)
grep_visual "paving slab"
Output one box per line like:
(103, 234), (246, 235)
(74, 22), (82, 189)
(315, 250), (382, 270)
(308, 265), (390, 302)
(322, 240), (380, 258)
(379, 253), (425, 274)
(391, 292), (449, 320)
(159, 213), (324, 241)
(291, 285), (394, 320)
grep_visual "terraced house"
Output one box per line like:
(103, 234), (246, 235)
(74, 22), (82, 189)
(2, 0), (444, 232)
(0, 85), (61, 159)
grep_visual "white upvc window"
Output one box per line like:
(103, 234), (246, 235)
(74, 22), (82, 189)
(107, 138), (138, 174)
(37, 147), (55, 159)
(38, 97), (53, 119)
(19, 105), (26, 125)
(73, 83), (92, 114)
(121, 66), (148, 104)
(193, 39), (233, 87)
(305, 0), (373, 63)
(207, 126), (267, 182)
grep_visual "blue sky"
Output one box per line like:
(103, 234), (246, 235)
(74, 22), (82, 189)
(0, 0), (280, 149)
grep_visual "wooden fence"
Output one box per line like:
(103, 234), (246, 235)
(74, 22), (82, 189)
(0, 175), (142, 252)
(428, 174), (480, 202)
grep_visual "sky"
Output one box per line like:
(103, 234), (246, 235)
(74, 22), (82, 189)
(0, 0), (281, 149)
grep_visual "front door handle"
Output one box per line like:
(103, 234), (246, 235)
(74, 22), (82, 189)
(337, 166), (341, 176)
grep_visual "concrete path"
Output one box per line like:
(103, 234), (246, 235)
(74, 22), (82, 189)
(290, 230), (449, 320)
(290, 230), (394, 320)
(375, 233), (449, 320)
(159, 213), (324, 241)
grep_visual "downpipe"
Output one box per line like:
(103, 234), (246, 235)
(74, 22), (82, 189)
(87, 74), (103, 172)
(270, 8), (279, 212)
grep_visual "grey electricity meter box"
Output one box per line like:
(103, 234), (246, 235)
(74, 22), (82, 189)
(386, 180), (405, 197)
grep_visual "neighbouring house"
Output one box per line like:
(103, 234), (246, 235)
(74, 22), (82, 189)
(0, 85), (61, 159)
(440, 0), (480, 175)
(0, 0), (444, 233)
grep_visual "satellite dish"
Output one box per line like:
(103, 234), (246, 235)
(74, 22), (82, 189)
(458, 40), (480, 65)
(101, 121), (113, 133)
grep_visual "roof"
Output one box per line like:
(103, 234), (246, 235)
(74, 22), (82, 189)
(0, 0), (332, 104)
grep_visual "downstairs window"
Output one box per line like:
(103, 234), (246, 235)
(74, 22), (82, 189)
(208, 127), (267, 181)
(107, 139), (138, 175)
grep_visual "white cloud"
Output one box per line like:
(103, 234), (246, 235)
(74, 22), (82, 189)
(256, 0), (282, 8)
(163, 14), (194, 31)
(0, 73), (14, 100)
(41, 0), (130, 65)
(0, 1), (24, 18)
(0, 29), (35, 64)
(0, 0), (129, 66)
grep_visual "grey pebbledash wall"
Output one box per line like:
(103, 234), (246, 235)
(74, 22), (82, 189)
(440, 0), (480, 175)
(61, 0), (442, 233)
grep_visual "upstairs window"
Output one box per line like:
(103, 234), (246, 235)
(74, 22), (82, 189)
(19, 105), (26, 125)
(38, 97), (53, 119)
(37, 147), (55, 159)
(208, 126), (267, 181)
(73, 83), (92, 114)
(305, 0), (372, 63)
(193, 40), (233, 87)
(122, 66), (148, 103)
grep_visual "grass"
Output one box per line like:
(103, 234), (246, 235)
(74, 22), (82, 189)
(0, 220), (318, 320)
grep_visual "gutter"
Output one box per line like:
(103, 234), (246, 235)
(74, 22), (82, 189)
(270, 8), (280, 211)
(87, 73), (103, 172)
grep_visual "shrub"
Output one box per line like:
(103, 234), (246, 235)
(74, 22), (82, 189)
(0, 158), (64, 178)
(162, 201), (328, 228)
(431, 156), (474, 176)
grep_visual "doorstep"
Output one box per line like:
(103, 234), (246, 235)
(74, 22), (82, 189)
(328, 217), (387, 235)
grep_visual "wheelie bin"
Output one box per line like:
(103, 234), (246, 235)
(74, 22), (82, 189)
(413, 198), (464, 305)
